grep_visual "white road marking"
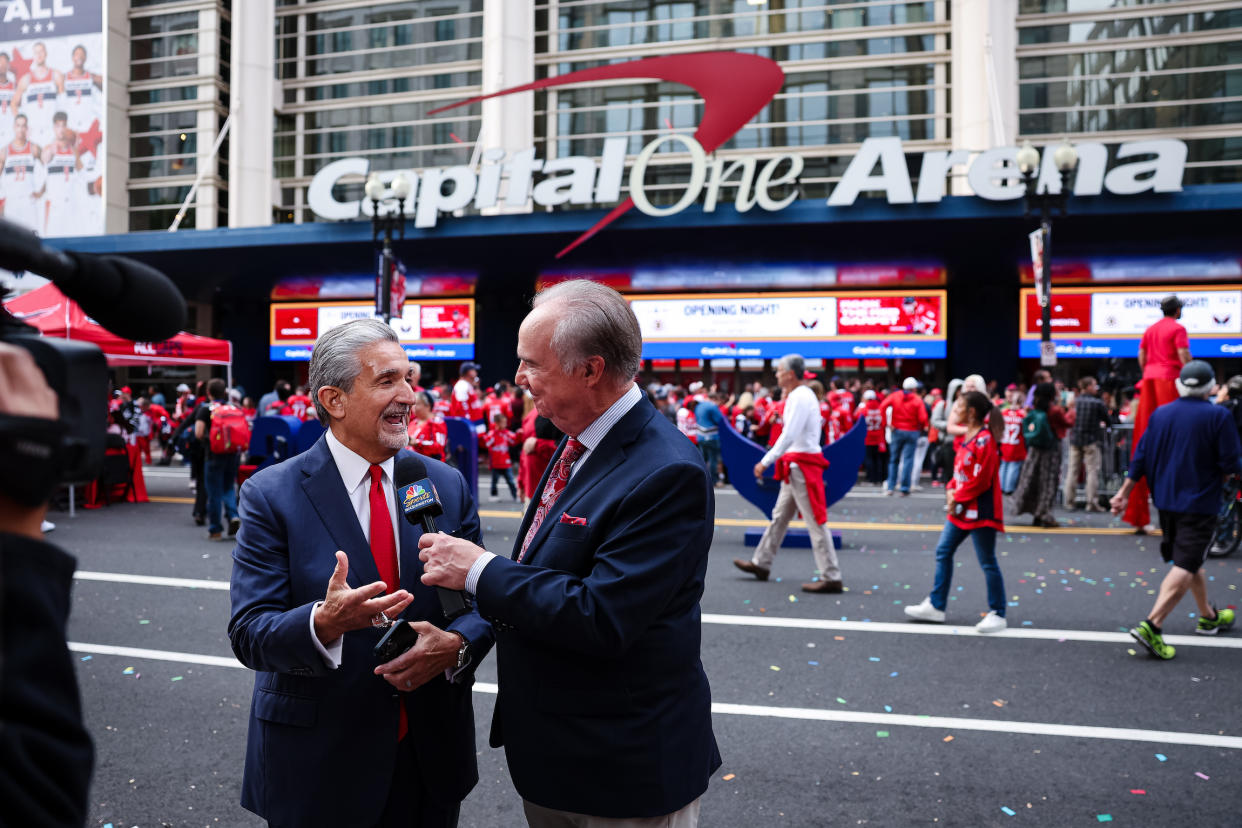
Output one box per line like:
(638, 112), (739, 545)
(72, 573), (1241, 650)
(702, 613), (1242, 649)
(67, 642), (1241, 750)
(76, 571), (230, 590)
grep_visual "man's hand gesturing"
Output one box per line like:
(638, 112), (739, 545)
(313, 551), (413, 646)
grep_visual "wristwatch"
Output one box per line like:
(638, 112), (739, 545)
(451, 632), (471, 669)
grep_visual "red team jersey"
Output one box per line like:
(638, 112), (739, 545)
(855, 400), (886, 447)
(484, 393), (512, 425)
(999, 405), (1027, 462)
(948, 429), (1004, 532)
(409, 417), (448, 461)
(482, 426), (518, 469)
(281, 393), (314, 421)
(760, 401), (785, 447)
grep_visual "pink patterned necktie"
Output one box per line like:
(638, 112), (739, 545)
(518, 438), (586, 562)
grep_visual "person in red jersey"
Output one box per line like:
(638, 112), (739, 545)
(904, 391), (1008, 633)
(998, 384), (1027, 495)
(482, 412), (519, 501)
(900, 296), (938, 335)
(881, 377), (929, 496)
(281, 385), (315, 421)
(855, 389), (886, 483)
(408, 391), (448, 462)
(484, 383), (513, 426)
(1125, 295), (1192, 533)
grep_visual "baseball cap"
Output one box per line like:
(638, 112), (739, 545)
(176, 383), (190, 393)
(902, 377), (918, 391)
(1179, 359), (1214, 389)
(459, 361), (480, 375)
(1005, 383), (1019, 391)
(863, 389), (876, 401)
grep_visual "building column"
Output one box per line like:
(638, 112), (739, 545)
(229, 0), (275, 227)
(950, 0), (1017, 194)
(103, 1), (129, 233)
(480, 0), (534, 210)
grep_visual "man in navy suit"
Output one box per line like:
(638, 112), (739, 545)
(228, 319), (493, 828)
(420, 280), (721, 826)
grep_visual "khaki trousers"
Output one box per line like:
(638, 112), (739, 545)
(1063, 442), (1102, 508)
(752, 464), (841, 581)
(522, 797), (701, 828)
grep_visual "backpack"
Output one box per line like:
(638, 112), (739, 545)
(1020, 408), (1055, 449)
(209, 403), (251, 454)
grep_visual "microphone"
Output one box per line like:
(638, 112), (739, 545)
(0, 217), (186, 342)
(394, 454), (472, 620)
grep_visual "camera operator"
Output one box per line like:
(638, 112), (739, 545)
(0, 341), (94, 826)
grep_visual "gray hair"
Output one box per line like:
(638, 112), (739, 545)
(532, 280), (642, 385)
(309, 318), (400, 422)
(1176, 378), (1214, 399)
(776, 354), (806, 377)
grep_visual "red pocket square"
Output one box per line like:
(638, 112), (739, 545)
(559, 514), (588, 526)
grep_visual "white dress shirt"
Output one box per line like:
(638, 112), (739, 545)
(761, 383), (823, 468)
(464, 382), (643, 592)
(310, 428), (400, 668)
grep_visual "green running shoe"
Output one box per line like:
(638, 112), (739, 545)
(1130, 620), (1176, 660)
(1196, 606), (1235, 636)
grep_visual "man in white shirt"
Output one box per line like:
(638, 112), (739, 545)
(734, 353), (844, 593)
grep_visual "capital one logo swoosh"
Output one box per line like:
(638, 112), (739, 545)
(429, 52), (785, 258)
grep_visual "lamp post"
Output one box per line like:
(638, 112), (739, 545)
(365, 172), (411, 323)
(1017, 140), (1078, 368)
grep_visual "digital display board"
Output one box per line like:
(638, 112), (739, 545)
(540, 262), (945, 293)
(1019, 256), (1242, 286)
(628, 291), (947, 359)
(1019, 286), (1242, 358)
(269, 300), (475, 361)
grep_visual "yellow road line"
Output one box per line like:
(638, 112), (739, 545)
(148, 502), (1151, 537)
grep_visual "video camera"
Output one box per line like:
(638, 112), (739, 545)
(0, 217), (186, 505)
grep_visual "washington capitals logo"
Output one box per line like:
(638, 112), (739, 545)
(429, 53), (785, 258)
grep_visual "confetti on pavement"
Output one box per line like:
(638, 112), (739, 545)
(1097, 816), (1113, 823)
(876, 731), (889, 738)
(722, 773), (735, 781)
(171, 676), (183, 682)
(808, 661), (819, 666)
(836, 697), (847, 704)
(1195, 771), (1209, 780)
(1156, 753), (1167, 762)
(943, 735), (954, 742)
(122, 667), (134, 675)
(1130, 789), (1146, 795)
(1001, 806), (1016, 816)
(80, 655), (92, 661)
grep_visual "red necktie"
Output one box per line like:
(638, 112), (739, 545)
(368, 465), (406, 741)
(518, 438), (586, 562)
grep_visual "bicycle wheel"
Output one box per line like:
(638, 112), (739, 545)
(1208, 506), (1241, 558)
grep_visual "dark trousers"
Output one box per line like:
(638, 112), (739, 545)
(377, 737), (460, 828)
(864, 445), (885, 483)
(491, 467), (517, 498)
(190, 446), (207, 519)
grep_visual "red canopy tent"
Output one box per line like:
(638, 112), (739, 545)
(4, 282), (233, 384)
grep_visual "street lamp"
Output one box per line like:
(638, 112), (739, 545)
(1018, 139), (1078, 368)
(366, 172), (411, 323)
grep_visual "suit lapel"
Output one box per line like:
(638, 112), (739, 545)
(299, 436), (383, 589)
(519, 398), (656, 567)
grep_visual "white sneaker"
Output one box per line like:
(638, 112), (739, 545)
(40, 520), (56, 533)
(975, 611), (1007, 634)
(884, 488), (895, 497)
(911, 485), (924, 492)
(904, 598), (945, 623)
(487, 495), (501, 502)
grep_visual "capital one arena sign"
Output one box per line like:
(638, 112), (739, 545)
(307, 52), (1187, 258)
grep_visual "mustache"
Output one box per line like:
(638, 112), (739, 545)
(382, 404), (411, 418)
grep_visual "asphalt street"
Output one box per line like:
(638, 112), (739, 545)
(48, 464), (1242, 827)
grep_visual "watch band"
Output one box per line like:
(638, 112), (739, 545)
(453, 632), (470, 669)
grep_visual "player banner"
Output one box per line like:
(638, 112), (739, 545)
(1, 0), (105, 238)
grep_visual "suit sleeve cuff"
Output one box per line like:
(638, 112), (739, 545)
(465, 551), (497, 595)
(309, 602), (342, 669)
